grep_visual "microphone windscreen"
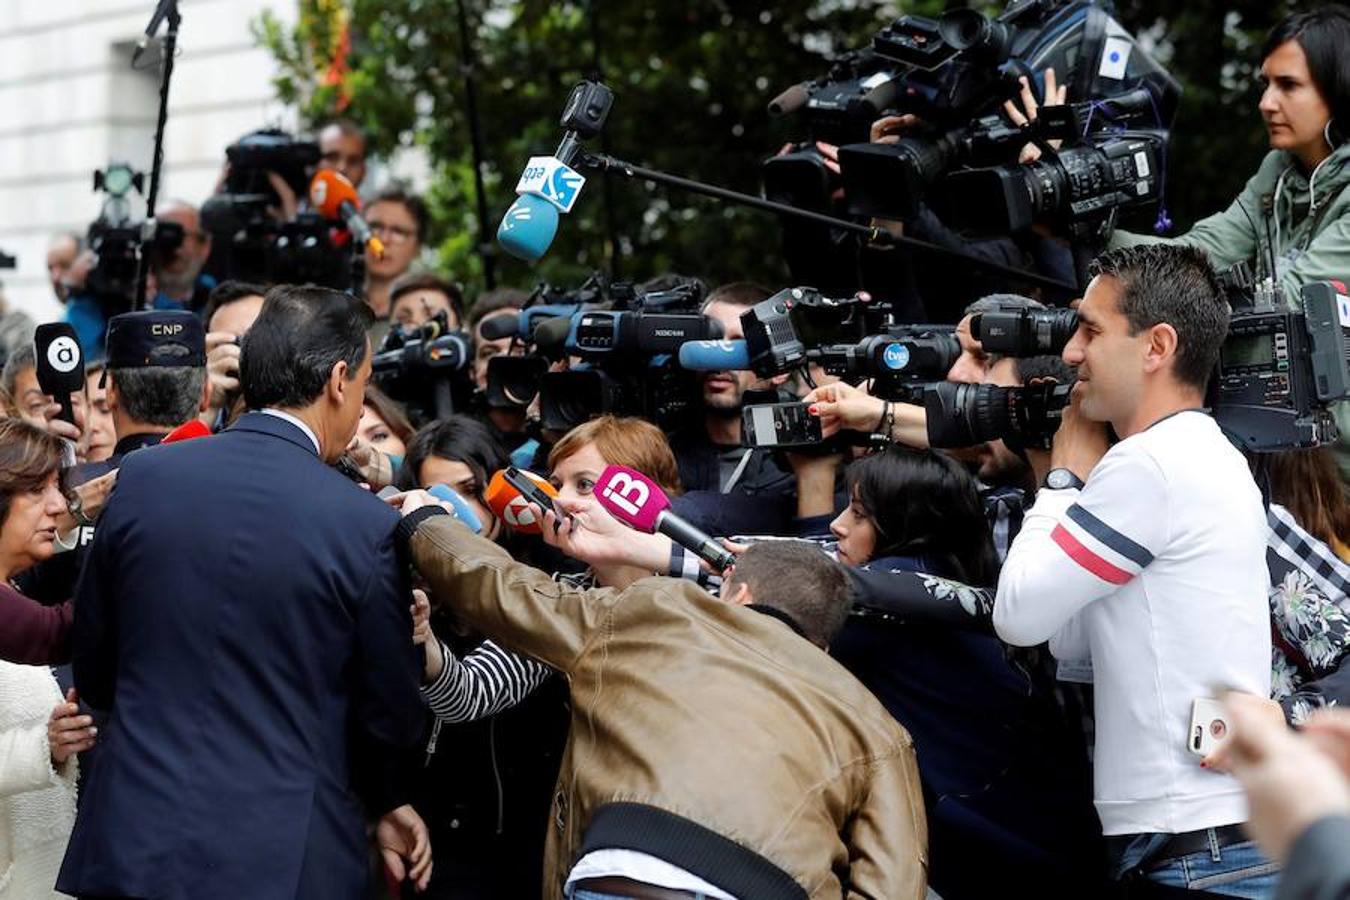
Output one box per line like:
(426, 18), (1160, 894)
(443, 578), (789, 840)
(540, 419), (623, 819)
(162, 420), (212, 444)
(768, 82), (810, 117)
(309, 169), (361, 220)
(427, 484), (484, 534)
(484, 468), (558, 534)
(531, 315), (574, 352)
(593, 464), (670, 534)
(497, 194), (559, 263)
(479, 312), (523, 341)
(677, 340), (751, 372)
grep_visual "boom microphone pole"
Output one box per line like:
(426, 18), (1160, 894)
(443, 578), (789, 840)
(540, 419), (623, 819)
(132, 0), (181, 310)
(576, 151), (1077, 295)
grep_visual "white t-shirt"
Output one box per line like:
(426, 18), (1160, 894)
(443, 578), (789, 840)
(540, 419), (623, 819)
(565, 850), (737, 899)
(994, 410), (1271, 836)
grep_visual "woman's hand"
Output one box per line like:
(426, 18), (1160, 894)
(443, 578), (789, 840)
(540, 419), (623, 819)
(57, 469), (118, 533)
(536, 503), (671, 572)
(1003, 69), (1068, 163)
(803, 381), (884, 439)
(410, 590), (444, 684)
(49, 688), (96, 766)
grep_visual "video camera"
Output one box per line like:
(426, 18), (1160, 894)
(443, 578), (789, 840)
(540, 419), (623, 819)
(372, 310), (474, 425)
(83, 162), (185, 315)
(963, 275), (1350, 451)
(200, 128), (352, 289)
(485, 276), (717, 433)
(767, 0), (1179, 238)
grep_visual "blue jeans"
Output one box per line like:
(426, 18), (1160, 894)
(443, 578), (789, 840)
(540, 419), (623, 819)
(1111, 830), (1280, 898)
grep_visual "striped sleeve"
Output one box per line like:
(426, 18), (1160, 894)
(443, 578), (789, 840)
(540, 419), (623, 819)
(994, 444), (1168, 647)
(420, 639), (554, 724)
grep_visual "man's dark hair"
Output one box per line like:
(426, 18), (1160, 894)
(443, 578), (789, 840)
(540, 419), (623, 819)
(108, 367), (206, 428)
(203, 280), (267, 328)
(322, 118), (367, 143)
(701, 281), (772, 313)
(241, 284), (372, 411)
(388, 272), (465, 326)
(395, 414), (508, 498)
(468, 287), (529, 328)
(368, 186), (430, 245)
(724, 540), (853, 647)
(1262, 6), (1350, 143)
(1088, 245), (1229, 390)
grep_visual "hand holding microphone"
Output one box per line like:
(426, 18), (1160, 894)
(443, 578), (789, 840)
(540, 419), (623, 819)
(310, 170), (385, 260)
(593, 465), (736, 572)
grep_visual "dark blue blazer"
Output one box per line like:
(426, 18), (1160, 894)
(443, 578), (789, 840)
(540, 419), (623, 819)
(58, 412), (427, 900)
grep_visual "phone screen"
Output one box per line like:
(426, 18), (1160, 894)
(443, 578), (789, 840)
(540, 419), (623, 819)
(743, 402), (822, 448)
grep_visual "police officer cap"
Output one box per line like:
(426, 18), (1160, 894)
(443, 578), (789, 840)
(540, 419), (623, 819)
(105, 310), (206, 370)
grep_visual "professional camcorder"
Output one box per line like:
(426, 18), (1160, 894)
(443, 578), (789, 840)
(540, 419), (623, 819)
(84, 162), (184, 315)
(373, 311), (474, 425)
(767, 0), (1179, 240)
(925, 380), (1073, 451)
(200, 128), (352, 289)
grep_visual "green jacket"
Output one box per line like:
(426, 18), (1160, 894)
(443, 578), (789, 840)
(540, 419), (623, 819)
(1112, 144), (1350, 483)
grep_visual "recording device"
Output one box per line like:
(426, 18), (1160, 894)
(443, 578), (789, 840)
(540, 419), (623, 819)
(201, 128), (351, 289)
(1188, 697), (1230, 758)
(33, 324), (85, 427)
(497, 81), (614, 262)
(309, 170), (385, 259)
(971, 305), (1079, 356)
(594, 464), (736, 572)
(371, 311), (473, 425)
(924, 380), (1073, 451)
(485, 468), (562, 534)
(1212, 273), (1350, 451)
(427, 485), (484, 534)
(501, 466), (568, 520)
(766, 0), (1180, 250)
(84, 162), (185, 315)
(742, 402), (823, 448)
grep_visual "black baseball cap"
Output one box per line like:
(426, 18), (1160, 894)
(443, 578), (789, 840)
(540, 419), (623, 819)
(104, 310), (206, 371)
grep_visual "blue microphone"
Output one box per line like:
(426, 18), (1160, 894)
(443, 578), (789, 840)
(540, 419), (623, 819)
(678, 339), (752, 371)
(427, 484), (484, 534)
(497, 194), (560, 263)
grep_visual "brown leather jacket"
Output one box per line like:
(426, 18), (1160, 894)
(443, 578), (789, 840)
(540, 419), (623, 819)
(407, 512), (928, 899)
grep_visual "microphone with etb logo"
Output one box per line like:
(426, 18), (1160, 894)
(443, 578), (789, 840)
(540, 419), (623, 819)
(34, 323), (86, 426)
(593, 464), (736, 572)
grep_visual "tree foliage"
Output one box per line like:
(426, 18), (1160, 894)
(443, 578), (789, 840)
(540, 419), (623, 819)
(254, 0), (1307, 300)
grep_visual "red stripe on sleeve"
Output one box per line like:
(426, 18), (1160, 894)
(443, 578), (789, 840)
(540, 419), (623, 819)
(1052, 524), (1133, 585)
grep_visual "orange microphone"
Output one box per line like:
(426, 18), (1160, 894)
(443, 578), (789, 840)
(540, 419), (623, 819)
(485, 468), (559, 534)
(309, 169), (385, 260)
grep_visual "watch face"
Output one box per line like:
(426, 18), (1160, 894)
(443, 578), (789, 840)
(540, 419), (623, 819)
(1048, 470), (1073, 489)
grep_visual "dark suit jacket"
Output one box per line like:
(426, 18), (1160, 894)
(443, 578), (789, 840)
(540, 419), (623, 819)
(58, 412), (427, 900)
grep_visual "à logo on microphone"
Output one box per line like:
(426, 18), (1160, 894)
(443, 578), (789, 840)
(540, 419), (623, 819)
(601, 472), (649, 518)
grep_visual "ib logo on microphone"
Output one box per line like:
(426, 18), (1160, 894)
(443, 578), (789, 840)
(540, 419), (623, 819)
(600, 472), (649, 518)
(882, 342), (910, 371)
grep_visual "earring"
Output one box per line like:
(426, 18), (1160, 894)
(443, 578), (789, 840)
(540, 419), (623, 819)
(1326, 118), (1339, 148)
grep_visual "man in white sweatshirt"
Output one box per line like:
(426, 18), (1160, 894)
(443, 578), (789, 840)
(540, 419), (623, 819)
(995, 244), (1276, 897)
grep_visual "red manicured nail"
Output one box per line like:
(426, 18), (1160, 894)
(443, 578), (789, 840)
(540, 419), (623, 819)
(808, 405), (819, 415)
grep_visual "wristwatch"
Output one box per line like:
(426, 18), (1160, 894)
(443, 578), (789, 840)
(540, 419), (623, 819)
(67, 492), (95, 528)
(1043, 468), (1086, 491)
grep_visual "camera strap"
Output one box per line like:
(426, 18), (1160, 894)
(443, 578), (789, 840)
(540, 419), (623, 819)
(722, 447), (755, 494)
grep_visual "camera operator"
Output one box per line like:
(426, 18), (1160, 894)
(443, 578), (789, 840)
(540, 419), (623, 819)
(994, 245), (1277, 896)
(46, 232), (90, 306)
(319, 119), (369, 190)
(667, 283), (795, 527)
(468, 288), (531, 450)
(200, 280), (266, 430)
(388, 272), (464, 332)
(364, 186), (428, 326)
(1107, 7), (1350, 482)
(152, 200), (216, 313)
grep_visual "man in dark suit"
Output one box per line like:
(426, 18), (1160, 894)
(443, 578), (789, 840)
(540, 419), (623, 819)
(59, 284), (432, 900)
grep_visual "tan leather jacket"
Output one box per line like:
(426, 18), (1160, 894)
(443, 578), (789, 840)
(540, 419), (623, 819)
(408, 513), (928, 899)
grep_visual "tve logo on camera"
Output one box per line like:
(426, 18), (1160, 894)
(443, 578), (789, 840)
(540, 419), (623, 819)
(515, 156), (587, 213)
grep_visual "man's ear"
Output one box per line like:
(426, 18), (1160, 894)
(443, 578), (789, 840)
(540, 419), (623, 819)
(197, 369), (211, 413)
(327, 359), (351, 405)
(104, 374), (121, 412)
(1143, 323), (1179, 376)
(724, 580), (753, 607)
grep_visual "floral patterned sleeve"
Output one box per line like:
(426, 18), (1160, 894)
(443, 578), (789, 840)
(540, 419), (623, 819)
(847, 567), (998, 634)
(1266, 505), (1350, 724)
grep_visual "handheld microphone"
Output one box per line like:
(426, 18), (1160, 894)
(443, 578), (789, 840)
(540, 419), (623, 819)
(485, 468), (560, 535)
(426, 485), (484, 534)
(497, 81), (613, 262)
(162, 420), (212, 444)
(33, 323), (85, 426)
(678, 340), (752, 372)
(593, 465), (736, 571)
(310, 170), (385, 260)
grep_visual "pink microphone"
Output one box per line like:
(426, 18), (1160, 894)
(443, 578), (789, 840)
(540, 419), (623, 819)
(594, 464), (736, 571)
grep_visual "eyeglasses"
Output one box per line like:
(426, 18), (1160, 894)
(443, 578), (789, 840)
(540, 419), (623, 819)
(368, 221), (417, 244)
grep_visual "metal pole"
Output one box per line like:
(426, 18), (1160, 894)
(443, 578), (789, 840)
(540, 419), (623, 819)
(133, 0), (180, 310)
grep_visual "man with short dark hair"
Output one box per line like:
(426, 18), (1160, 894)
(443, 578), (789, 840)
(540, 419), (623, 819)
(995, 244), (1276, 895)
(201, 280), (266, 429)
(59, 285), (432, 900)
(394, 498), (928, 900)
(319, 119), (369, 189)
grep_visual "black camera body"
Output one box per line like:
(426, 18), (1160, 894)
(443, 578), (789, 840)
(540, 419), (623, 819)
(925, 380), (1074, 450)
(82, 163), (187, 315)
(373, 311), (475, 425)
(1212, 274), (1350, 451)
